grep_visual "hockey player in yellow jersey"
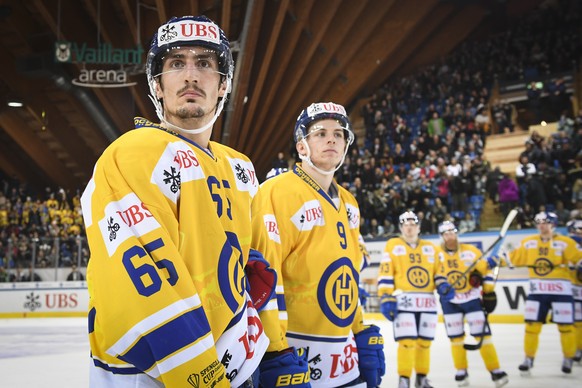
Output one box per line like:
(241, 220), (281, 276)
(377, 211), (454, 388)
(81, 16), (271, 387)
(566, 219), (582, 364)
(435, 221), (508, 387)
(505, 212), (579, 375)
(252, 102), (385, 387)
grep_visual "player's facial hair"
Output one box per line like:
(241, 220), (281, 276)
(176, 105), (205, 118)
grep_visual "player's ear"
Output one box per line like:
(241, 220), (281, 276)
(218, 77), (227, 97)
(296, 141), (306, 156)
(155, 79), (163, 100)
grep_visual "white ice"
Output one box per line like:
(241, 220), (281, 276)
(0, 318), (580, 387)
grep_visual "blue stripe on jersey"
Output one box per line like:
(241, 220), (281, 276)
(93, 357), (142, 375)
(224, 303), (245, 332)
(88, 307), (96, 334)
(287, 332), (347, 343)
(118, 307), (211, 372)
(276, 294), (286, 311)
(378, 279), (394, 287)
(483, 276), (493, 282)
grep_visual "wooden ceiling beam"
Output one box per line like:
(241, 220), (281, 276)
(234, 0), (289, 148)
(243, 0), (315, 151)
(222, 1), (264, 146)
(244, 0), (362, 155)
(360, 2), (456, 96)
(0, 110), (79, 189)
(325, 0), (440, 104)
(250, 0), (400, 171)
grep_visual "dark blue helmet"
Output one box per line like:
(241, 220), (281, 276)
(534, 211), (558, 226)
(293, 102), (354, 144)
(146, 16), (234, 121)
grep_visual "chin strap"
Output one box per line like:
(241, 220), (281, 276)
(148, 69), (231, 135)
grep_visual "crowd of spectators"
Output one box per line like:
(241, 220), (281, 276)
(332, 0), (582, 238)
(4, 0), (582, 280)
(0, 179), (89, 281)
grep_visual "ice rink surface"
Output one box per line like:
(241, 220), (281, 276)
(0, 318), (580, 388)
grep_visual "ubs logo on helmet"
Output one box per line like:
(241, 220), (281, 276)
(317, 258), (358, 327)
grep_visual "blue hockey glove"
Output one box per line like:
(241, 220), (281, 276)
(486, 255), (500, 269)
(359, 286), (370, 307)
(436, 282), (455, 302)
(245, 249), (277, 312)
(259, 347), (311, 387)
(355, 325), (386, 387)
(380, 294), (397, 322)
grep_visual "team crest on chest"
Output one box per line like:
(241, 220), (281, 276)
(317, 258), (359, 327)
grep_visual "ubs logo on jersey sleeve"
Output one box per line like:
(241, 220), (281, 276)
(263, 214), (280, 243)
(99, 193), (160, 256)
(152, 142), (205, 203)
(317, 258), (359, 327)
(228, 158), (258, 197)
(291, 200), (325, 231)
(344, 203), (360, 229)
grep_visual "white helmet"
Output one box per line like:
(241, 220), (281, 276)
(399, 211), (419, 225)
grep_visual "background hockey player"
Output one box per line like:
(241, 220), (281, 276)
(566, 219), (582, 363)
(505, 211), (578, 375)
(81, 15), (269, 387)
(377, 211), (454, 388)
(251, 102), (385, 387)
(435, 221), (508, 387)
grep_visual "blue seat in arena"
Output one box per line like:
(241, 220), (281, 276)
(469, 195), (484, 210)
(451, 210), (465, 221)
(545, 203), (555, 212)
(469, 209), (481, 227)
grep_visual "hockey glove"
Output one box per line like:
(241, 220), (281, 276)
(359, 286), (370, 307)
(259, 347), (311, 387)
(469, 271), (483, 288)
(355, 325), (386, 387)
(486, 255), (500, 269)
(437, 282), (455, 302)
(482, 291), (497, 313)
(380, 294), (397, 322)
(245, 249), (277, 312)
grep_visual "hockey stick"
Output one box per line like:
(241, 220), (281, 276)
(463, 264), (500, 351)
(444, 208), (519, 295)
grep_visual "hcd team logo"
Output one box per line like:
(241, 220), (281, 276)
(317, 258), (358, 327)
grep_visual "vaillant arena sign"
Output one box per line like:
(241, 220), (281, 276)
(54, 41), (143, 88)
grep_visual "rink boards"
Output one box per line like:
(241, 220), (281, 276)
(0, 229), (570, 322)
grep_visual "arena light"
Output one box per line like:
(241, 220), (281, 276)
(7, 100), (23, 108)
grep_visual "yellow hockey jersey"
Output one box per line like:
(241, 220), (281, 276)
(251, 164), (365, 386)
(377, 237), (439, 297)
(509, 234), (579, 281)
(81, 118), (268, 387)
(436, 243), (495, 297)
